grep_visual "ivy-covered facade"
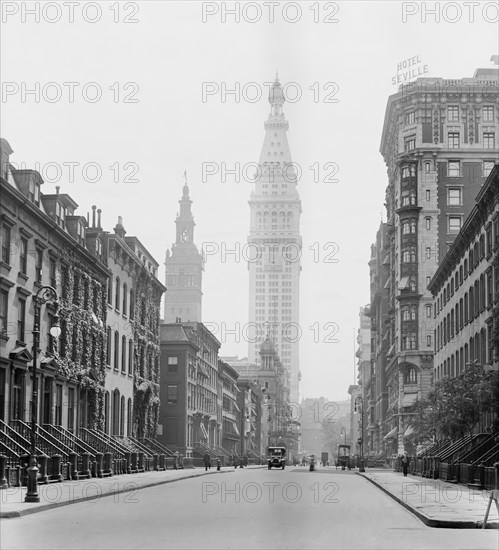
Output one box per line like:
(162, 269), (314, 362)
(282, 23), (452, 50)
(0, 139), (165, 439)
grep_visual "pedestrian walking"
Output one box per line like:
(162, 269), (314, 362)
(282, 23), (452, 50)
(203, 452), (211, 471)
(402, 451), (410, 477)
(173, 451), (179, 470)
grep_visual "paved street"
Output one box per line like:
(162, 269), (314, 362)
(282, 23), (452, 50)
(1, 468), (497, 550)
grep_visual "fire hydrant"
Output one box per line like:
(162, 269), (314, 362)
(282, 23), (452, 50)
(217, 459), (221, 471)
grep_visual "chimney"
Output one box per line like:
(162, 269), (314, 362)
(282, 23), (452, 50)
(114, 216), (126, 239)
(92, 205), (96, 228)
(97, 208), (102, 229)
(56, 186), (60, 195)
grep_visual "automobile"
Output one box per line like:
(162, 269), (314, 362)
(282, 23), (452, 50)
(267, 446), (286, 469)
(335, 444), (352, 470)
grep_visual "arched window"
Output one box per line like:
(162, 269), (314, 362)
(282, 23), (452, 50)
(128, 340), (133, 375)
(104, 391), (110, 434)
(409, 278), (417, 292)
(129, 288), (135, 320)
(127, 398), (132, 436)
(112, 389), (120, 435)
(114, 331), (119, 370)
(106, 327), (112, 366)
(123, 283), (128, 314)
(120, 396), (125, 436)
(121, 335), (127, 372)
(107, 277), (113, 304)
(404, 366), (418, 384)
(115, 277), (120, 311)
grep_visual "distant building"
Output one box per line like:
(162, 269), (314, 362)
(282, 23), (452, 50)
(159, 321), (221, 458)
(164, 182), (203, 323)
(247, 75), (302, 405)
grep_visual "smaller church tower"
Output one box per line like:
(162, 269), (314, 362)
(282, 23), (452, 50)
(164, 177), (203, 323)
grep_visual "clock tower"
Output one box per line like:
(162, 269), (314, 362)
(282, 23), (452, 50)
(164, 179), (203, 322)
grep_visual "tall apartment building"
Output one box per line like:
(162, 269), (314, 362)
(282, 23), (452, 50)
(247, 75), (302, 404)
(164, 182), (203, 323)
(379, 67), (499, 453)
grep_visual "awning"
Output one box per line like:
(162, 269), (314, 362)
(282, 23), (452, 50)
(402, 393), (418, 408)
(404, 425), (414, 437)
(398, 276), (410, 290)
(200, 423), (209, 440)
(384, 277), (390, 289)
(233, 422), (240, 436)
(233, 402), (241, 412)
(383, 427), (398, 440)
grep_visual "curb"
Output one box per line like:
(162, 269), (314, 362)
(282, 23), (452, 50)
(0, 468), (233, 519)
(357, 472), (498, 529)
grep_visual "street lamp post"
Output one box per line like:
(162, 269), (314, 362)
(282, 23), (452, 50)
(25, 286), (60, 503)
(354, 396), (365, 473)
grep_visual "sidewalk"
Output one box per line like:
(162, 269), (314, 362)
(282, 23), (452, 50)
(0, 465), (263, 519)
(358, 470), (499, 529)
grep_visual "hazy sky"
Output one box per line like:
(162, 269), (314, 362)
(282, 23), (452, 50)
(2, 1), (498, 401)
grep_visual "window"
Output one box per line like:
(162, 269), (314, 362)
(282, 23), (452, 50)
(426, 247), (431, 259)
(121, 335), (127, 373)
(404, 367), (418, 384)
(405, 111), (415, 124)
(114, 331), (119, 370)
(55, 385), (63, 425)
(106, 327), (112, 366)
(73, 273), (80, 305)
(447, 106), (459, 122)
(167, 384), (178, 404)
(448, 132), (460, 148)
(28, 179), (40, 205)
(0, 289), (8, 334)
(448, 161), (461, 177)
(402, 248), (416, 263)
(17, 298), (26, 342)
(426, 190), (430, 201)
(107, 278), (113, 305)
(426, 305), (432, 318)
(426, 335), (432, 347)
(128, 340), (133, 375)
(483, 106), (494, 122)
(1, 225), (11, 264)
(20, 237), (28, 275)
(122, 283), (127, 314)
(424, 161), (431, 173)
(67, 387), (75, 431)
(168, 356), (178, 373)
(49, 258), (57, 288)
(115, 277), (120, 311)
(129, 289), (134, 320)
(425, 217), (431, 230)
(404, 136), (416, 152)
(483, 161), (495, 177)
(448, 216), (462, 233)
(448, 188), (462, 205)
(483, 133), (495, 149)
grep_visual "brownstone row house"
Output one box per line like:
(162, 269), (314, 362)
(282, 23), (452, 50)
(429, 163), (498, 392)
(0, 138), (165, 440)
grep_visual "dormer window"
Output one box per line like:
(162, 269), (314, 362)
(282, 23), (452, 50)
(55, 202), (66, 229)
(28, 179), (40, 206)
(95, 238), (102, 259)
(77, 222), (85, 245)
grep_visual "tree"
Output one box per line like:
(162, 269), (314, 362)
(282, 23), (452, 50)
(407, 364), (499, 448)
